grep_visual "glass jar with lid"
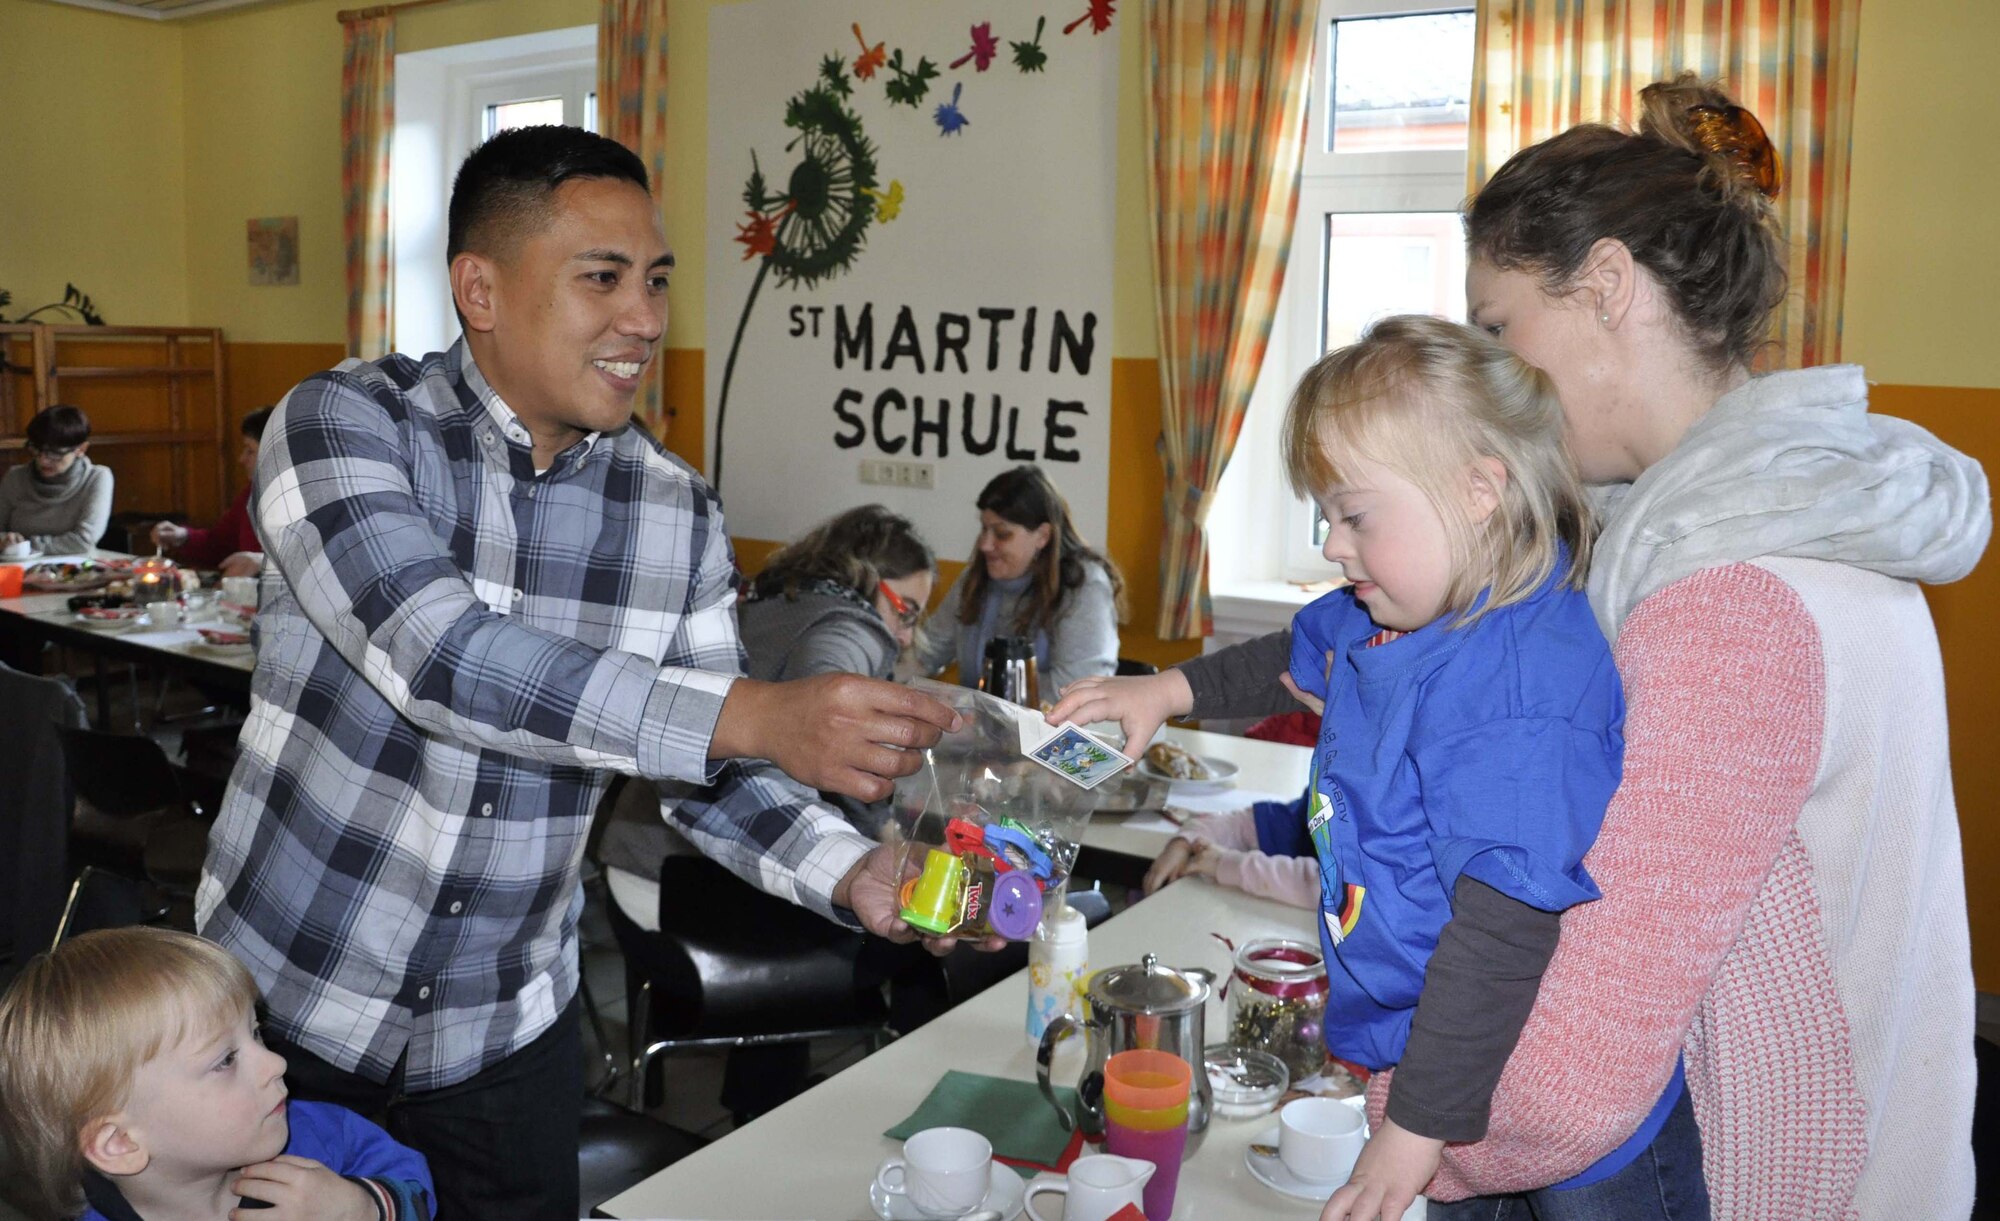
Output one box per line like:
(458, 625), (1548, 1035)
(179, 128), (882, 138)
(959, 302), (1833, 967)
(1222, 938), (1329, 1081)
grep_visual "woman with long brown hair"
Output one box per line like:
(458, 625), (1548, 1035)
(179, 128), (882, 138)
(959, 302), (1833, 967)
(917, 464), (1127, 696)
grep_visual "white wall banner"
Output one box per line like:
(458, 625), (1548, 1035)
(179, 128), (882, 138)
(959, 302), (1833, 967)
(705, 0), (1119, 559)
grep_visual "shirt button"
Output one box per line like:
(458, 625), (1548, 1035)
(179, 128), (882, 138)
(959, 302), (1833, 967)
(511, 589), (523, 602)
(417, 985), (431, 1000)
(527, 486), (538, 499)
(480, 802), (493, 816)
(449, 901), (463, 914)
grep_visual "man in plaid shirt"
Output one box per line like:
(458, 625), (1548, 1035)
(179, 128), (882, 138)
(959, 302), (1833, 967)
(195, 126), (962, 1219)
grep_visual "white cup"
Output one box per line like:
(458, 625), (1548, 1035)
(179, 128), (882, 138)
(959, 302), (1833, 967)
(1278, 1096), (1366, 1184)
(221, 575), (259, 610)
(874, 1127), (992, 1218)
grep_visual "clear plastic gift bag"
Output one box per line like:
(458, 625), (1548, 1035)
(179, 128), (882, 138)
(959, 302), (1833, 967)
(882, 679), (1113, 940)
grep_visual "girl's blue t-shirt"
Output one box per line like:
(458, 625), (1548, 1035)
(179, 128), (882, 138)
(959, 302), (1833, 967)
(1287, 567), (1625, 1071)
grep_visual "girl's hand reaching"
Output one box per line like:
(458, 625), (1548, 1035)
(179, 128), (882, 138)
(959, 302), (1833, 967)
(1319, 1118), (1439, 1221)
(1045, 670), (1194, 752)
(1142, 836), (1219, 895)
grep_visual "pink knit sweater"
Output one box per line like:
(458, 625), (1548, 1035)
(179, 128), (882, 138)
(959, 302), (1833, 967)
(1373, 561), (1976, 1217)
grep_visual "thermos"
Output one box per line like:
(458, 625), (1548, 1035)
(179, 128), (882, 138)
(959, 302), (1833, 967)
(980, 636), (1039, 708)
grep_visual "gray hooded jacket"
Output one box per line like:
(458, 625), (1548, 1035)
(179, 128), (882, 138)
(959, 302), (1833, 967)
(1588, 365), (1991, 643)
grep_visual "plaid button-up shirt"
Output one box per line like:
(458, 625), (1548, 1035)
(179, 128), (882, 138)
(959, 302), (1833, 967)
(197, 341), (869, 1091)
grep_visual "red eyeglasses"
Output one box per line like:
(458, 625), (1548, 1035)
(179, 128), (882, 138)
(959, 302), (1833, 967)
(877, 581), (923, 627)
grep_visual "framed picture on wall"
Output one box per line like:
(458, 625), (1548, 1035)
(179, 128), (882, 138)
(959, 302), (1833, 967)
(247, 217), (300, 286)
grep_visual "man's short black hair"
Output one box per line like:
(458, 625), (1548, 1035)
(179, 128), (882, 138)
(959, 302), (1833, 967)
(25, 404), (90, 451)
(447, 125), (651, 264)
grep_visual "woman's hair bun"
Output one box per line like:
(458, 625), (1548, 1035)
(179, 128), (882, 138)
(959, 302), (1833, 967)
(1638, 72), (1780, 201)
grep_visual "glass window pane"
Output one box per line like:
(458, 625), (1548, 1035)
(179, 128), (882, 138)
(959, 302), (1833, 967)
(485, 97), (565, 139)
(1329, 11), (1473, 154)
(1320, 211), (1467, 354)
(585, 92), (598, 134)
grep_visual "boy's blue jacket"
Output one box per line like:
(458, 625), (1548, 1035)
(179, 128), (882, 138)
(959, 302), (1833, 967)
(81, 1100), (433, 1221)
(1287, 564), (1624, 1070)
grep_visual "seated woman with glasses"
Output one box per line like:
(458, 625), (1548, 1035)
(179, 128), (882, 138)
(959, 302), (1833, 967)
(1, 405), (114, 559)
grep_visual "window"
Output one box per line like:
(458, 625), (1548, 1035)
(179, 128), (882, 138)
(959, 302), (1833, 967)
(1207, 0), (1473, 615)
(393, 27), (597, 357)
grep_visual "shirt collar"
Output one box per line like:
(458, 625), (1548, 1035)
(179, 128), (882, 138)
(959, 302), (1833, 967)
(452, 338), (602, 472)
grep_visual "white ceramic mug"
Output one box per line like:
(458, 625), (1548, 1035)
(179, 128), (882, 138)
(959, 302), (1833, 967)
(1278, 1096), (1366, 1184)
(221, 575), (259, 610)
(874, 1127), (992, 1218)
(1023, 1153), (1154, 1221)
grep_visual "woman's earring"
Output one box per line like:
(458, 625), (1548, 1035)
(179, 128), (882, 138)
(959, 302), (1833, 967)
(1600, 313), (1611, 325)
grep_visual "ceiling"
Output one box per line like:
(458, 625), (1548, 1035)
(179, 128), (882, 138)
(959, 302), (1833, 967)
(47, 0), (297, 21)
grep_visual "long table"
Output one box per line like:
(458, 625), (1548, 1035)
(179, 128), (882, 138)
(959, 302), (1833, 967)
(598, 876), (1404, 1220)
(1, 552), (251, 726)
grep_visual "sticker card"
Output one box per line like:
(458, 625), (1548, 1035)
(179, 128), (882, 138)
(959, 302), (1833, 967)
(1027, 723), (1134, 790)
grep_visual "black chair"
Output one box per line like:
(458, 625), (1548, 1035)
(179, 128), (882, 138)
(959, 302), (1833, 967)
(578, 1096), (706, 1218)
(52, 866), (170, 946)
(54, 725), (212, 902)
(605, 854), (893, 1114)
(0, 662), (87, 982)
(1115, 657), (1159, 677)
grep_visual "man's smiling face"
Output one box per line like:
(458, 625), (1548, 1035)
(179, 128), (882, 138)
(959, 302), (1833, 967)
(466, 175), (673, 452)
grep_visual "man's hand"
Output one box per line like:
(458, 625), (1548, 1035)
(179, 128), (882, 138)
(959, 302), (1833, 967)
(151, 521), (189, 550)
(711, 673), (960, 802)
(833, 843), (1004, 956)
(231, 1155), (376, 1220)
(1043, 670), (1194, 754)
(1142, 836), (1220, 896)
(1319, 1118), (1439, 1221)
(219, 551), (264, 578)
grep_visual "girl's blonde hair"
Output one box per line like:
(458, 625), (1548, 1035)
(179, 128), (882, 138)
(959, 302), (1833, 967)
(0, 927), (260, 1218)
(1280, 314), (1593, 626)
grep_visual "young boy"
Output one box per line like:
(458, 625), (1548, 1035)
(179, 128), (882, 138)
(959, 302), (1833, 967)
(0, 928), (433, 1221)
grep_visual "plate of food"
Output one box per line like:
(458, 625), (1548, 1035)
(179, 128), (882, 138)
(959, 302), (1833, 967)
(72, 604), (150, 632)
(190, 626), (254, 657)
(1139, 741), (1240, 794)
(25, 560), (119, 592)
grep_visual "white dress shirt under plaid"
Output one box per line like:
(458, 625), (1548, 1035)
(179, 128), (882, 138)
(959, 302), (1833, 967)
(197, 340), (870, 1091)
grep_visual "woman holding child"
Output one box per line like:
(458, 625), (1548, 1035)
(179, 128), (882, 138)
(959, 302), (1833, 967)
(1058, 74), (1987, 1220)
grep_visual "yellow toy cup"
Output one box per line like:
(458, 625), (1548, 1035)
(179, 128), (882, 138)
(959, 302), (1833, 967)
(898, 848), (966, 935)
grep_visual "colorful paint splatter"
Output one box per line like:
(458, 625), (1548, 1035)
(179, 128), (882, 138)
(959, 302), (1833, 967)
(934, 83), (969, 135)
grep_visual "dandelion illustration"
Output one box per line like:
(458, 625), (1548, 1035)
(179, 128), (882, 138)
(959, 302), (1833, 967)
(861, 179), (905, 222)
(818, 53), (851, 97)
(1064, 0), (1116, 35)
(713, 85), (879, 491)
(933, 83), (970, 136)
(1011, 16), (1048, 72)
(949, 22), (1000, 72)
(850, 23), (887, 80)
(882, 48), (940, 107)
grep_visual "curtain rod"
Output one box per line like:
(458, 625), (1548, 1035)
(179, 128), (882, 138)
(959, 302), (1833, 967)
(337, 0), (453, 24)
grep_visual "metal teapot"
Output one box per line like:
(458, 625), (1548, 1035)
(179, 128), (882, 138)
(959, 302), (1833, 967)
(1035, 952), (1215, 1155)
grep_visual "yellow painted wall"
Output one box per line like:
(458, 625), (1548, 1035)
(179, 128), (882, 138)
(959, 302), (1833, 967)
(1842, 0), (2000, 389)
(0, 0), (189, 326)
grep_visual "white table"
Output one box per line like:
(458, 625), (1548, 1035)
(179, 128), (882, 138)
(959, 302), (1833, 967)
(599, 877), (1374, 1220)
(1079, 727), (1310, 865)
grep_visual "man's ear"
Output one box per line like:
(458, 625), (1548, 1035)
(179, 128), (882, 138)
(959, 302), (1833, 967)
(451, 252), (501, 334)
(1464, 455), (1508, 526)
(80, 1117), (148, 1178)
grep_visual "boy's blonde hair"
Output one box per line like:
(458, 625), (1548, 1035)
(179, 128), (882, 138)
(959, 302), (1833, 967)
(0, 927), (259, 1218)
(1281, 314), (1593, 625)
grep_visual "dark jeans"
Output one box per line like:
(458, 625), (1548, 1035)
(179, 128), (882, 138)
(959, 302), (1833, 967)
(1428, 1088), (1710, 1221)
(265, 997), (583, 1221)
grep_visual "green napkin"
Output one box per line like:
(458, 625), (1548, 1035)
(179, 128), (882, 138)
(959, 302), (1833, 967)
(886, 1070), (1079, 1170)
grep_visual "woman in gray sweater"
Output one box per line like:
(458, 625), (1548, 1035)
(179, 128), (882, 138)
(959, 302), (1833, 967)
(917, 464), (1125, 697)
(0, 405), (114, 558)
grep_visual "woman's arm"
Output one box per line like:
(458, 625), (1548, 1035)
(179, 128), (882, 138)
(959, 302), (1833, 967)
(1397, 564), (1825, 1197)
(1042, 561), (1120, 694)
(914, 568), (968, 677)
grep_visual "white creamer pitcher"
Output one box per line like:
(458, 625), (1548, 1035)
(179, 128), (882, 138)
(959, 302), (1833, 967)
(1022, 1154), (1154, 1221)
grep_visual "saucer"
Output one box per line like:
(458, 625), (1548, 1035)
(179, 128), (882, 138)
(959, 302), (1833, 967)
(1, 547), (41, 565)
(869, 1164), (1025, 1221)
(1137, 755), (1239, 795)
(1244, 1124), (1425, 1219)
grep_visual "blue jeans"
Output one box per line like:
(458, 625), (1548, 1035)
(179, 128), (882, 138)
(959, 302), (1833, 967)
(1427, 1088), (1710, 1221)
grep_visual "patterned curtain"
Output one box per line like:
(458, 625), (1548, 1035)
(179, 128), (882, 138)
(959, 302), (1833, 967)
(1468, 0), (1863, 368)
(1146, 0), (1317, 639)
(598, 0), (671, 434)
(340, 14), (395, 360)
